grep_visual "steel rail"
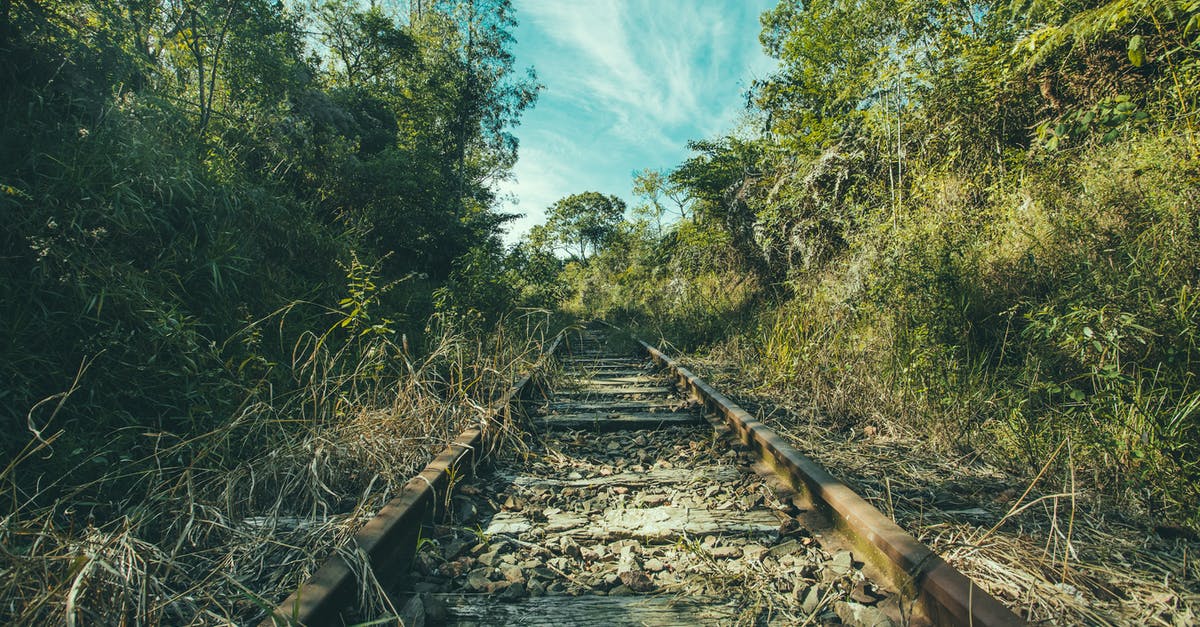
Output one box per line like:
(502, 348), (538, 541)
(260, 332), (566, 626)
(636, 337), (1024, 627)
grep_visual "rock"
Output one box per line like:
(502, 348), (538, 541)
(442, 539), (471, 560)
(398, 594), (425, 627)
(500, 565), (525, 583)
(528, 580), (547, 597)
(816, 547), (854, 581)
(567, 471), (583, 480)
(613, 540), (640, 555)
(743, 544), (768, 562)
(451, 495), (477, 523)
(557, 535), (576, 552)
(503, 495), (525, 511)
(828, 550), (854, 575)
(711, 546), (743, 559)
(643, 558), (665, 573)
(465, 570), (491, 592)
(834, 601), (894, 627)
(602, 573), (621, 589)
(850, 581), (885, 605)
(618, 570), (655, 592)
(801, 586), (822, 614)
(478, 549), (501, 567)
(767, 540), (802, 558)
(438, 557), (472, 578)
(639, 494), (669, 506)
(624, 550), (643, 574)
(498, 582), (526, 601)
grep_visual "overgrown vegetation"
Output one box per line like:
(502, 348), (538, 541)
(539, 0), (1200, 526)
(0, 0), (568, 622)
(5, 0), (1199, 622)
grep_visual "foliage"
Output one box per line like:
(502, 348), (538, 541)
(0, 0), (548, 619)
(631, 168), (693, 236)
(538, 191), (628, 261)
(536, 0), (1200, 526)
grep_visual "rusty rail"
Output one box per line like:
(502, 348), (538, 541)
(260, 331), (565, 626)
(636, 338), (1024, 627)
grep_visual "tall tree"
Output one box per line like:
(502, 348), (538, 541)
(542, 191), (627, 261)
(632, 168), (693, 236)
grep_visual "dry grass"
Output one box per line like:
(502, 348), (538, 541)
(0, 311), (557, 625)
(687, 352), (1200, 626)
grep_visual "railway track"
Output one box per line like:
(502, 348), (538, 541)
(265, 327), (1022, 626)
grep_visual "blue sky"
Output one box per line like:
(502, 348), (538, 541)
(496, 0), (778, 244)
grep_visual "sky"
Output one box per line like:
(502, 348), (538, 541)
(495, 0), (779, 244)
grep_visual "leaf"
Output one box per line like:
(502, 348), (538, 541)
(1128, 35), (1146, 67)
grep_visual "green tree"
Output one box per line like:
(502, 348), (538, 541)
(632, 168), (693, 236)
(542, 191), (627, 262)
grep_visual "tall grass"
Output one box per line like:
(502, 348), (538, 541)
(0, 309), (553, 625)
(701, 134), (1200, 524)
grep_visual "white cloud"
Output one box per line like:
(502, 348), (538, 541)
(498, 0), (777, 244)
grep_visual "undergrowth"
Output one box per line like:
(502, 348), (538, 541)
(585, 133), (1200, 528)
(0, 308), (556, 625)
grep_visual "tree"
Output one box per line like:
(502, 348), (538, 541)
(670, 137), (770, 280)
(541, 191), (626, 261)
(318, 0), (416, 88)
(632, 168), (693, 236)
